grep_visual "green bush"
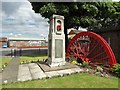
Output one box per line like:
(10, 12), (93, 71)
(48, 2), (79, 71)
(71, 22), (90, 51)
(72, 60), (78, 65)
(81, 61), (89, 67)
(112, 63), (120, 77)
(96, 66), (103, 72)
(66, 57), (73, 63)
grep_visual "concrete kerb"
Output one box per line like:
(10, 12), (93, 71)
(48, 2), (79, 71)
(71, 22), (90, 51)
(70, 68), (84, 73)
(45, 71), (60, 78)
(44, 67), (84, 79)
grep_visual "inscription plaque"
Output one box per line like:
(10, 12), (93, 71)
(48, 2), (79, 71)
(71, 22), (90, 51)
(55, 39), (63, 58)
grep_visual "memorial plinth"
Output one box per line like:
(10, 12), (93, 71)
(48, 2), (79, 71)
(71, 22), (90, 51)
(47, 14), (66, 67)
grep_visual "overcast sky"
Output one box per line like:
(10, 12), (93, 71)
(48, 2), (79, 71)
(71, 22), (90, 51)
(1, 0), (119, 40)
(1, 0), (49, 40)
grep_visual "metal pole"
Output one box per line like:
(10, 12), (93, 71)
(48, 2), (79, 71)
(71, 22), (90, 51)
(38, 48), (40, 55)
(12, 49), (14, 57)
(11, 49), (12, 57)
(20, 48), (22, 56)
(14, 49), (17, 57)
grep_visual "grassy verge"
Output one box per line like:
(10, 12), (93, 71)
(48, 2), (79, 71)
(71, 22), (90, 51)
(0, 57), (13, 68)
(0, 85), (2, 90)
(20, 55), (48, 63)
(0, 55), (47, 68)
(2, 73), (119, 88)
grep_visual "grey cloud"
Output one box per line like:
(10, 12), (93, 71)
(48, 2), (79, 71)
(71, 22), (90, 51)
(2, 0), (49, 39)
(2, 2), (23, 16)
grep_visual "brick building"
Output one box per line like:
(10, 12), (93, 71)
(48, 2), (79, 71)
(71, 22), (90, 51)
(8, 37), (47, 48)
(0, 37), (8, 48)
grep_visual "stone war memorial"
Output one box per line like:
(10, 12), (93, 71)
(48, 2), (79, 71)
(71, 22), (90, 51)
(47, 14), (66, 67)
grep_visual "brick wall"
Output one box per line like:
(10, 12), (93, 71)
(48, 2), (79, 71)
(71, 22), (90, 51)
(8, 40), (47, 48)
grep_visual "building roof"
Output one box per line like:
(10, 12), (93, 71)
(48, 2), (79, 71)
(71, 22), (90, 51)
(68, 27), (88, 35)
(8, 37), (45, 41)
(68, 30), (81, 35)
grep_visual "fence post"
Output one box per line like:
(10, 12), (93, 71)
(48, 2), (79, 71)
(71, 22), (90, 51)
(11, 49), (12, 57)
(20, 48), (22, 56)
(39, 48), (40, 55)
(14, 49), (16, 57)
(12, 49), (14, 57)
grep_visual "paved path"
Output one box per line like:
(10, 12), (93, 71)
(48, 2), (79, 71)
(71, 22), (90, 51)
(18, 63), (46, 81)
(1, 61), (84, 84)
(17, 63), (84, 82)
(2, 57), (19, 83)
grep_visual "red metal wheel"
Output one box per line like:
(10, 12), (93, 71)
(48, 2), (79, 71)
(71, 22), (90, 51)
(66, 32), (116, 67)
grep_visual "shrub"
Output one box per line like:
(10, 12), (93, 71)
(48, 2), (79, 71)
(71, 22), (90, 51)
(31, 61), (34, 63)
(81, 61), (89, 67)
(4, 63), (8, 66)
(71, 60), (78, 65)
(104, 73), (109, 79)
(112, 63), (120, 77)
(96, 66), (103, 72)
(66, 57), (73, 63)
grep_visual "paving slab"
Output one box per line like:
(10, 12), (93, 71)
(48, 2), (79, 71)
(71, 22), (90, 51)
(45, 71), (60, 78)
(17, 64), (32, 82)
(18, 64), (31, 76)
(57, 69), (75, 76)
(63, 69), (77, 74)
(28, 63), (44, 73)
(71, 68), (84, 73)
(28, 63), (39, 69)
(31, 72), (46, 79)
(38, 62), (79, 72)
(28, 63), (46, 80)
(18, 74), (32, 82)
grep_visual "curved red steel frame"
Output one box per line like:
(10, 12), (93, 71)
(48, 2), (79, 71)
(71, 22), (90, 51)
(66, 32), (116, 67)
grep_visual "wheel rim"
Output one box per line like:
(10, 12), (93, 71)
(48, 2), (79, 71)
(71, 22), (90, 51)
(66, 32), (116, 67)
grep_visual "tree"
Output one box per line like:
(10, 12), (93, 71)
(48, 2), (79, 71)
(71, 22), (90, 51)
(30, 2), (120, 49)
(91, 2), (120, 29)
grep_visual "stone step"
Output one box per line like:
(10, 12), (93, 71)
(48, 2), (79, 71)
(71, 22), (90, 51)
(16, 62), (85, 82)
(45, 68), (84, 78)
(45, 71), (60, 78)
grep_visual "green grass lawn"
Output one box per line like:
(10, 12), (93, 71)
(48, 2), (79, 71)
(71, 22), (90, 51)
(0, 57), (13, 68)
(20, 55), (48, 63)
(2, 73), (119, 88)
(0, 85), (1, 90)
(0, 55), (47, 68)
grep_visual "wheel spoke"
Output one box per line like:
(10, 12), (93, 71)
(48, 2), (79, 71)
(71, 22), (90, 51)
(88, 42), (99, 55)
(66, 32), (116, 68)
(89, 51), (106, 60)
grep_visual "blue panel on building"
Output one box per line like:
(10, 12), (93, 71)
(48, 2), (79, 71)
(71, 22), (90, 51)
(2, 44), (7, 48)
